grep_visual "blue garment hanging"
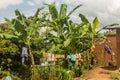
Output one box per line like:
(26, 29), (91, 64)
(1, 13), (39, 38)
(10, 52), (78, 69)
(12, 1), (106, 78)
(68, 54), (76, 69)
(21, 47), (28, 64)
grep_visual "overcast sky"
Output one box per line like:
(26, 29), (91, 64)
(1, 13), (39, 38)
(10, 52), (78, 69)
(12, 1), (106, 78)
(0, 0), (120, 27)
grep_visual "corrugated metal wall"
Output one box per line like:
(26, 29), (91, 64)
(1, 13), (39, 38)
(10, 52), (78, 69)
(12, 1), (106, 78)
(95, 35), (117, 66)
(116, 29), (120, 67)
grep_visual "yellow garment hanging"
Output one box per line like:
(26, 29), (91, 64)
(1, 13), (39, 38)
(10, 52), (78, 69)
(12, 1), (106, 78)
(90, 45), (95, 52)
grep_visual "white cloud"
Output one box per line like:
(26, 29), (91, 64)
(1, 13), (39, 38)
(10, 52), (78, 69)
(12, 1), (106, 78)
(28, 1), (35, 6)
(44, 0), (55, 4)
(63, 0), (73, 4)
(23, 9), (36, 17)
(66, 0), (120, 27)
(33, 0), (59, 5)
(0, 0), (23, 9)
(1, 0), (120, 27)
(110, 0), (120, 12)
(27, 0), (44, 6)
(34, 0), (42, 4)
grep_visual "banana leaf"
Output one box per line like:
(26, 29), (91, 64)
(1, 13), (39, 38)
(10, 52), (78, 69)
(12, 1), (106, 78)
(80, 23), (90, 37)
(34, 7), (44, 17)
(68, 4), (82, 17)
(59, 4), (67, 20)
(92, 17), (99, 33)
(79, 13), (89, 23)
(48, 3), (58, 21)
(64, 38), (71, 47)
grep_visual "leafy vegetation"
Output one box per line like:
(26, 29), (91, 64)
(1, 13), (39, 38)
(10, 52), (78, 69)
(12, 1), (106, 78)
(0, 2), (113, 80)
(110, 72), (120, 80)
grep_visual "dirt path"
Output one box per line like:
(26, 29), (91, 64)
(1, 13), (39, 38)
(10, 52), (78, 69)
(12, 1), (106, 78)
(84, 66), (119, 80)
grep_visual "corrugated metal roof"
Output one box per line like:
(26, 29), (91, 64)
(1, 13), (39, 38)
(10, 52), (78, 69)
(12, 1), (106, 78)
(105, 26), (120, 29)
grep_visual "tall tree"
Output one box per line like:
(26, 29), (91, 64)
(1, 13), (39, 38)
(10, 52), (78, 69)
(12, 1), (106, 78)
(4, 7), (48, 80)
(45, 3), (100, 54)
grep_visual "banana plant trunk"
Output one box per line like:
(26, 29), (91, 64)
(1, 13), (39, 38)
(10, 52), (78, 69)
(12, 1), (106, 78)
(28, 46), (40, 80)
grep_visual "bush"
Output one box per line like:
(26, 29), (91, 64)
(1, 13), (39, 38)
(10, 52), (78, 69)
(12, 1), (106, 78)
(110, 72), (120, 80)
(15, 65), (32, 80)
(0, 70), (21, 80)
(37, 65), (74, 80)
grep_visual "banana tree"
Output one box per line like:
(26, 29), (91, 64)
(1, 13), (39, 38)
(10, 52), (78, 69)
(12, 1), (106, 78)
(45, 3), (100, 54)
(44, 3), (83, 54)
(79, 14), (99, 45)
(4, 7), (48, 80)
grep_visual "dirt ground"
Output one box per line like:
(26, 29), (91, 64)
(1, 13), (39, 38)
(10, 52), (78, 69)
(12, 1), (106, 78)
(83, 66), (119, 80)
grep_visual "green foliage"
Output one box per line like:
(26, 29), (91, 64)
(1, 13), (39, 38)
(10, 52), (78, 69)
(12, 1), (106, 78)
(37, 65), (74, 80)
(15, 65), (32, 80)
(0, 40), (18, 54)
(110, 72), (120, 80)
(45, 3), (100, 54)
(0, 23), (18, 38)
(64, 38), (71, 47)
(0, 2), (108, 80)
(59, 4), (67, 20)
(0, 70), (21, 80)
(0, 39), (19, 70)
(47, 3), (58, 21)
(34, 7), (44, 17)
(80, 23), (90, 37)
(68, 4), (82, 17)
(0, 71), (8, 79)
(79, 14), (89, 23)
(3, 6), (49, 80)
(92, 17), (99, 33)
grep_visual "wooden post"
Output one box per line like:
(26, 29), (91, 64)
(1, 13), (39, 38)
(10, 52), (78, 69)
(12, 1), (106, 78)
(116, 28), (120, 67)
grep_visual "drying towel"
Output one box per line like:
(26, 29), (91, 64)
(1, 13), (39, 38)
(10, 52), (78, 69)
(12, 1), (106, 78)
(70, 54), (76, 61)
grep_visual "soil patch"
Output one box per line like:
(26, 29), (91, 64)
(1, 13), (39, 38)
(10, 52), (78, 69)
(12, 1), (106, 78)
(84, 66), (119, 80)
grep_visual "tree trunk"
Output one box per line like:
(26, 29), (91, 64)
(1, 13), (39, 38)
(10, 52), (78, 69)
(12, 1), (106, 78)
(28, 46), (40, 80)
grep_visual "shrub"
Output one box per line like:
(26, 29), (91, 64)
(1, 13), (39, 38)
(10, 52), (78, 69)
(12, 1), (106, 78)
(110, 72), (120, 80)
